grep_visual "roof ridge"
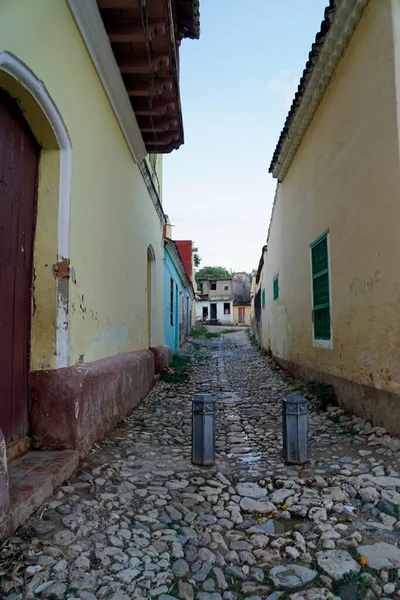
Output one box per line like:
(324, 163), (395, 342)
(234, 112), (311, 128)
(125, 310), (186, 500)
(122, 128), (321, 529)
(269, 0), (369, 181)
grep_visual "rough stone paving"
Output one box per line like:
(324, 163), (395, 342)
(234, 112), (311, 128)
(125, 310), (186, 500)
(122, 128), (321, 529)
(1, 330), (400, 600)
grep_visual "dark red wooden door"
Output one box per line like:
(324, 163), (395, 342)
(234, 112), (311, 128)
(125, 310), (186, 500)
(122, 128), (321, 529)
(0, 91), (39, 443)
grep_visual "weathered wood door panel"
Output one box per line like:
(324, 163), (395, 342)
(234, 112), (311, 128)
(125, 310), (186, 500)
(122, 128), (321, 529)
(0, 91), (39, 443)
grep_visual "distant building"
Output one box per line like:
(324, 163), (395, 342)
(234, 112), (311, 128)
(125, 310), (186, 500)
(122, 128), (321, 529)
(196, 272), (251, 325)
(175, 240), (199, 302)
(164, 239), (194, 354)
(196, 277), (233, 324)
(163, 216), (196, 352)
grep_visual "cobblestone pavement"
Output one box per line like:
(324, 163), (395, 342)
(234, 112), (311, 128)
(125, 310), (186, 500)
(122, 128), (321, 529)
(2, 329), (400, 600)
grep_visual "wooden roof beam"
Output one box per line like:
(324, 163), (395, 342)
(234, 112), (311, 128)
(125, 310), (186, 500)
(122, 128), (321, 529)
(133, 101), (176, 116)
(98, 0), (143, 8)
(127, 80), (173, 97)
(146, 141), (181, 154)
(118, 54), (170, 74)
(142, 132), (180, 145)
(137, 118), (178, 132)
(108, 20), (166, 43)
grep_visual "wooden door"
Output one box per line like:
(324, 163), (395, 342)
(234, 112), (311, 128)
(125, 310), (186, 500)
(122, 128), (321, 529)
(179, 291), (184, 345)
(0, 91), (39, 443)
(238, 307), (245, 324)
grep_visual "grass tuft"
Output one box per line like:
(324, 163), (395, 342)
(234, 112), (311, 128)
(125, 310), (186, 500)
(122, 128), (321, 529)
(246, 328), (258, 347)
(190, 326), (220, 339)
(306, 379), (337, 410)
(161, 355), (192, 383)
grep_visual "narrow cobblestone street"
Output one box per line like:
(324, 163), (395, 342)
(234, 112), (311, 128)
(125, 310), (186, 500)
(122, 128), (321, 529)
(1, 330), (400, 600)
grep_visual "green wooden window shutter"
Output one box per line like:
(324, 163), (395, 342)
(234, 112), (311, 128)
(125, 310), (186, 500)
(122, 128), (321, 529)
(310, 231), (330, 340)
(261, 289), (266, 308)
(273, 275), (279, 301)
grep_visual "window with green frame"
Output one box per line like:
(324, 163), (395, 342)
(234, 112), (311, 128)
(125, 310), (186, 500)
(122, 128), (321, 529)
(310, 231), (330, 340)
(273, 275), (279, 301)
(261, 288), (266, 308)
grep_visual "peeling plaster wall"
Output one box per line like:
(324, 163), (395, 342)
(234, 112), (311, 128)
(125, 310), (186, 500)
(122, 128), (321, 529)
(0, 0), (164, 366)
(263, 0), (400, 406)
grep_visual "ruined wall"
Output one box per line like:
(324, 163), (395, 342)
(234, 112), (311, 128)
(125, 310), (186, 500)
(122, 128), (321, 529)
(232, 273), (251, 303)
(263, 0), (400, 431)
(0, 0), (164, 367)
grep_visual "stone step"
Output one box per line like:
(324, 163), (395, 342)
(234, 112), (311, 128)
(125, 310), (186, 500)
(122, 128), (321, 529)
(8, 450), (79, 530)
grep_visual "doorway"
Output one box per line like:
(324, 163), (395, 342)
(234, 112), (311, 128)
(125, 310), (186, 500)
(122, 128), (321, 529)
(238, 307), (245, 324)
(210, 303), (217, 320)
(147, 246), (156, 346)
(202, 306), (208, 321)
(0, 90), (39, 444)
(179, 290), (184, 345)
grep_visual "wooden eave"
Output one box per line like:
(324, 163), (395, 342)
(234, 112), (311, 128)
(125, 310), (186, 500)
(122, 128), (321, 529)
(97, 0), (198, 154)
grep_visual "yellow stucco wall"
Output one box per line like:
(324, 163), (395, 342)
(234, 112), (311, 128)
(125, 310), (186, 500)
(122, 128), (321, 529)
(233, 306), (251, 326)
(0, 0), (164, 368)
(263, 0), (400, 395)
(258, 256), (268, 349)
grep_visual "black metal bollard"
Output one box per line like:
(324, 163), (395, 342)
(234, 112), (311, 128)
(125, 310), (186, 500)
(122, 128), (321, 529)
(282, 395), (309, 464)
(192, 394), (216, 466)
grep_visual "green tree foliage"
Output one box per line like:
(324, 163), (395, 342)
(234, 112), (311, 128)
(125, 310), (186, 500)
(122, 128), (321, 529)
(194, 253), (201, 268)
(195, 265), (231, 283)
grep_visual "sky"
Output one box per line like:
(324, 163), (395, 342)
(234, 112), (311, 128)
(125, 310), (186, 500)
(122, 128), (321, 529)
(163, 0), (328, 273)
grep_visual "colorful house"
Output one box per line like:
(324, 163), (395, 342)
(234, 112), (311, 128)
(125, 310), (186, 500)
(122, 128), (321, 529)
(0, 0), (199, 536)
(164, 238), (195, 354)
(196, 277), (234, 324)
(175, 239), (199, 328)
(196, 272), (251, 325)
(257, 0), (400, 434)
(233, 302), (251, 326)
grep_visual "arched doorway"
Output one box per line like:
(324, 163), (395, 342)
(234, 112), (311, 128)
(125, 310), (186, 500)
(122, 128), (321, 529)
(0, 90), (39, 443)
(0, 52), (72, 374)
(147, 246), (156, 346)
(0, 52), (72, 459)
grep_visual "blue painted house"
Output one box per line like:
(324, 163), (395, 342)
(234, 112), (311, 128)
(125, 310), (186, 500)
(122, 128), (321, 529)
(164, 238), (195, 354)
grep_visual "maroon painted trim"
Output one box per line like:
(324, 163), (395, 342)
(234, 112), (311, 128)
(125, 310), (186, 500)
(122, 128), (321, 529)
(30, 349), (157, 455)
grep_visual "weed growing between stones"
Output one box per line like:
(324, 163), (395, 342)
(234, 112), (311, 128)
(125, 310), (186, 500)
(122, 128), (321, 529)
(190, 326), (220, 339)
(246, 327), (258, 347)
(265, 358), (338, 413)
(166, 581), (179, 597)
(306, 379), (337, 411)
(219, 328), (241, 335)
(161, 355), (192, 383)
(332, 569), (370, 598)
(189, 325), (243, 339)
